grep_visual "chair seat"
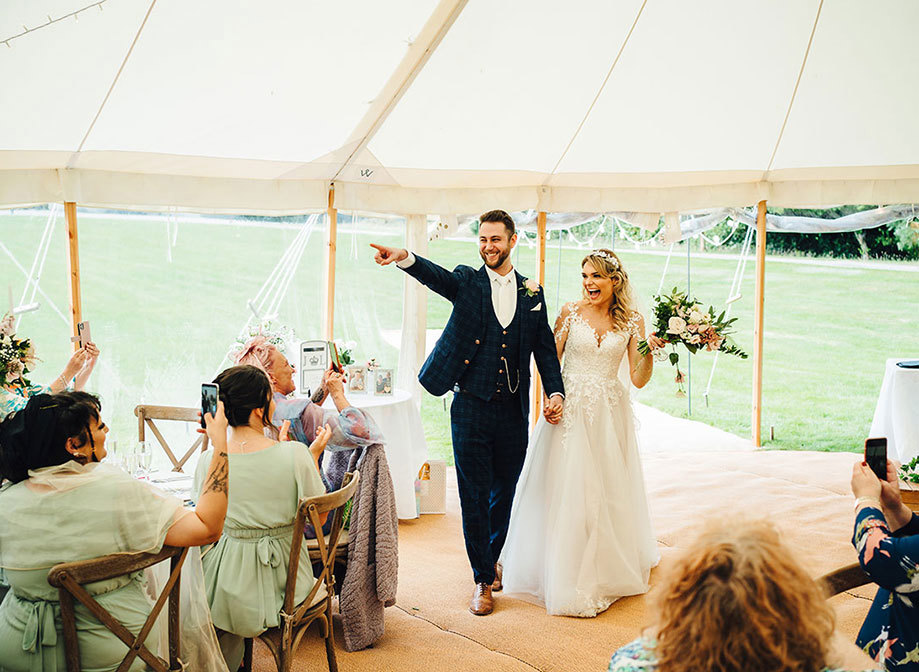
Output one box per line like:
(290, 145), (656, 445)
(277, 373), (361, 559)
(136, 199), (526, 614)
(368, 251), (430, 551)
(306, 530), (349, 561)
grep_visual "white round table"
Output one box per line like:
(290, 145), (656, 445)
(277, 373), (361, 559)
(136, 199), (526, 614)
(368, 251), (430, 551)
(870, 358), (919, 462)
(324, 389), (429, 519)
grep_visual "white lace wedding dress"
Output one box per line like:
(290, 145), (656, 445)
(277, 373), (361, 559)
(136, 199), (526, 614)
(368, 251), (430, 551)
(501, 303), (660, 617)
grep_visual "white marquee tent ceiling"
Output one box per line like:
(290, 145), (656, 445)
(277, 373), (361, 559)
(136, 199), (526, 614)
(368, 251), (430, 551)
(1, 0), (918, 215)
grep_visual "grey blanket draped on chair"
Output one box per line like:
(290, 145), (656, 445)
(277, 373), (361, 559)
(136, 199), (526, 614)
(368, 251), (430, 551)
(324, 443), (399, 651)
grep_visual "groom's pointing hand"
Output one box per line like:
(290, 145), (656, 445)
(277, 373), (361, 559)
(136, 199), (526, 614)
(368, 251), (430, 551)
(370, 243), (408, 266)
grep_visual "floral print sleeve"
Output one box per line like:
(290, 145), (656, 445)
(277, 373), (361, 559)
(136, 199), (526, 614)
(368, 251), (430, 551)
(853, 506), (919, 592)
(0, 384), (50, 423)
(853, 505), (919, 670)
(608, 638), (658, 672)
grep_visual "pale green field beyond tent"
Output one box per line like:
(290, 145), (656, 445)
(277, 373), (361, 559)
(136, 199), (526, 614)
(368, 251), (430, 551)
(2, 209), (917, 466)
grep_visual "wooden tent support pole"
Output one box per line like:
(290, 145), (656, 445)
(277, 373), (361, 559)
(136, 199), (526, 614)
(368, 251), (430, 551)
(752, 200), (767, 446)
(322, 187), (337, 340)
(64, 202), (82, 351)
(531, 211), (547, 429)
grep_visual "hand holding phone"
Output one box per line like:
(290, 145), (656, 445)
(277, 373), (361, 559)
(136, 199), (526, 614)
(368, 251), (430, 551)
(201, 383), (219, 429)
(865, 437), (888, 481)
(76, 321), (91, 349)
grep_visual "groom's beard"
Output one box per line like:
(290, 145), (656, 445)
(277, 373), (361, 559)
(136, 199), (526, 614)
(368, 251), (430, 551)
(480, 247), (511, 269)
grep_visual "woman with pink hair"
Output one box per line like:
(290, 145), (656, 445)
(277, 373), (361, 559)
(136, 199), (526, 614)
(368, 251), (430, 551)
(233, 336), (382, 480)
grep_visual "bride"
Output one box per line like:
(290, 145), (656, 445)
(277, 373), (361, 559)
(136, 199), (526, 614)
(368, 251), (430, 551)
(501, 248), (664, 617)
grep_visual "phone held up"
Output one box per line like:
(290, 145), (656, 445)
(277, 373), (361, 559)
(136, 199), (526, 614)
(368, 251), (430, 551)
(329, 341), (344, 374)
(76, 320), (91, 348)
(201, 383), (219, 429)
(865, 437), (888, 481)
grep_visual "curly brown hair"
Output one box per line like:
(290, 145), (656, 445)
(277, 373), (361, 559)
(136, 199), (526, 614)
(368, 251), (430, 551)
(581, 249), (636, 331)
(650, 519), (835, 672)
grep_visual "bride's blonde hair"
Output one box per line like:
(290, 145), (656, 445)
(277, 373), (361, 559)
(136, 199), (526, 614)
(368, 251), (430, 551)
(581, 249), (636, 331)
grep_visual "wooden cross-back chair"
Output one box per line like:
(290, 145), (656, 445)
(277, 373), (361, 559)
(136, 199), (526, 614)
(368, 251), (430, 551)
(134, 405), (209, 473)
(47, 546), (189, 672)
(243, 470), (360, 672)
(820, 561), (872, 597)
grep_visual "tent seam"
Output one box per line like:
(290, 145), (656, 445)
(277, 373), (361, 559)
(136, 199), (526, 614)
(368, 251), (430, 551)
(66, 0), (158, 169)
(544, 0), (648, 184)
(764, 0), (825, 176)
(328, 0), (469, 184)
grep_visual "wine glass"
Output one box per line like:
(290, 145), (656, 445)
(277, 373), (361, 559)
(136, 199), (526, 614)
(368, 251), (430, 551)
(136, 441), (153, 479)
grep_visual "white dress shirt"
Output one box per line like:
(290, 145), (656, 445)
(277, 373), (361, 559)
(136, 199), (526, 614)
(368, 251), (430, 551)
(483, 265), (517, 329)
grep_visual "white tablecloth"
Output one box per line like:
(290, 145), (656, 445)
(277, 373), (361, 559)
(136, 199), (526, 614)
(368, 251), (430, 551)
(870, 358), (919, 462)
(324, 389), (430, 519)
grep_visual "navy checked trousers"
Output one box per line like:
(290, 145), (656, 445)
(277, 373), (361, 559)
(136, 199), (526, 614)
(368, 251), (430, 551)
(450, 390), (529, 586)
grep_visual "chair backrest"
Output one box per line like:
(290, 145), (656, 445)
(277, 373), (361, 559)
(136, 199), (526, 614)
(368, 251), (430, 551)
(48, 545), (188, 672)
(284, 471), (360, 618)
(134, 405), (209, 473)
(819, 561), (872, 597)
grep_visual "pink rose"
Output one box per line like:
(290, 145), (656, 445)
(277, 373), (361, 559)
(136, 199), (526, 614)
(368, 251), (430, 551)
(524, 279), (539, 294)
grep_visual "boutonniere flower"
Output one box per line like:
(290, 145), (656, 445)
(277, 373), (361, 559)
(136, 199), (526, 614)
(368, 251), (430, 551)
(519, 278), (540, 298)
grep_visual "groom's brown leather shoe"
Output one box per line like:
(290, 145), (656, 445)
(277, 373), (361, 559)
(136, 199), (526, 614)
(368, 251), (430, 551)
(469, 583), (494, 616)
(492, 563), (503, 592)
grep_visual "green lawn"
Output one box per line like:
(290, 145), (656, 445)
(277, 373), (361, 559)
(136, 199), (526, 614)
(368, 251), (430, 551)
(2, 210), (916, 467)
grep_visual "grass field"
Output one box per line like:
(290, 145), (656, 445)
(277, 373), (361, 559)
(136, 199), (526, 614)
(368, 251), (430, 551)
(2, 209), (917, 466)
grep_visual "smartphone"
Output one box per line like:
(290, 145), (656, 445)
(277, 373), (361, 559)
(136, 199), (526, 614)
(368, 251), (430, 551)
(200, 383), (219, 429)
(865, 437), (888, 481)
(76, 320), (91, 348)
(329, 341), (344, 374)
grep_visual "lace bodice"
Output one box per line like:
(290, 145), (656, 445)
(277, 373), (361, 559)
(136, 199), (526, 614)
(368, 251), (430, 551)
(555, 303), (640, 429)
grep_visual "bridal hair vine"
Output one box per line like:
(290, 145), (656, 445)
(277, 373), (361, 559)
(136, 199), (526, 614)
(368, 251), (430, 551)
(589, 249), (620, 271)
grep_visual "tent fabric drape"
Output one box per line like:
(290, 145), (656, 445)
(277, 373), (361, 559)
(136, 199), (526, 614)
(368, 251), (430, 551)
(2, 1), (919, 215)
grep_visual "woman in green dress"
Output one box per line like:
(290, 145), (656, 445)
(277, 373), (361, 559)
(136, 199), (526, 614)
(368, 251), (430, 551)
(0, 390), (232, 672)
(193, 365), (332, 669)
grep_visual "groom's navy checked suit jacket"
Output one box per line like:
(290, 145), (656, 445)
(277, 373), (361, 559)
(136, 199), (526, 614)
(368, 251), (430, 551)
(402, 255), (564, 418)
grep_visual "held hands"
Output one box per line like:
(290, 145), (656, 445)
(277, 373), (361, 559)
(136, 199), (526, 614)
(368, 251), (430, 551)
(370, 243), (408, 266)
(543, 395), (564, 425)
(879, 458), (903, 511)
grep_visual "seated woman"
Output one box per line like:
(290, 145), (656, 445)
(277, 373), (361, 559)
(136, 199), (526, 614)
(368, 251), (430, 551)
(609, 519), (877, 672)
(193, 364), (335, 670)
(233, 336), (383, 485)
(851, 458), (919, 670)
(0, 391), (231, 672)
(0, 314), (100, 424)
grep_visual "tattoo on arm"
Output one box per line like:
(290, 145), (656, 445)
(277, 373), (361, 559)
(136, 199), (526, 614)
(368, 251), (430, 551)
(311, 387), (327, 404)
(203, 452), (229, 495)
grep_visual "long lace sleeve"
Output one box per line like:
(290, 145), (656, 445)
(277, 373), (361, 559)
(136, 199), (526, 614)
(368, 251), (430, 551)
(554, 303), (574, 344)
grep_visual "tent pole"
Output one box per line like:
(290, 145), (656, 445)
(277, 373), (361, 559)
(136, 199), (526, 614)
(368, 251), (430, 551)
(752, 200), (767, 446)
(64, 202), (82, 351)
(531, 211), (547, 429)
(322, 186), (337, 340)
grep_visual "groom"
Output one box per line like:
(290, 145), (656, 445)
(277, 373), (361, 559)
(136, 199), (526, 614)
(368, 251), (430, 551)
(372, 209), (564, 615)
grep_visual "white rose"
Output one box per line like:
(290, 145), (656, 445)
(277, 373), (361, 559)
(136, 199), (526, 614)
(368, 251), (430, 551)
(689, 334), (702, 344)
(688, 310), (704, 325)
(692, 304), (704, 313)
(667, 317), (687, 334)
(6, 359), (23, 382)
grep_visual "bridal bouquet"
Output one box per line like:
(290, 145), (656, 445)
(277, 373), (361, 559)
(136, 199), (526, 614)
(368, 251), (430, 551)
(637, 288), (747, 395)
(0, 313), (37, 387)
